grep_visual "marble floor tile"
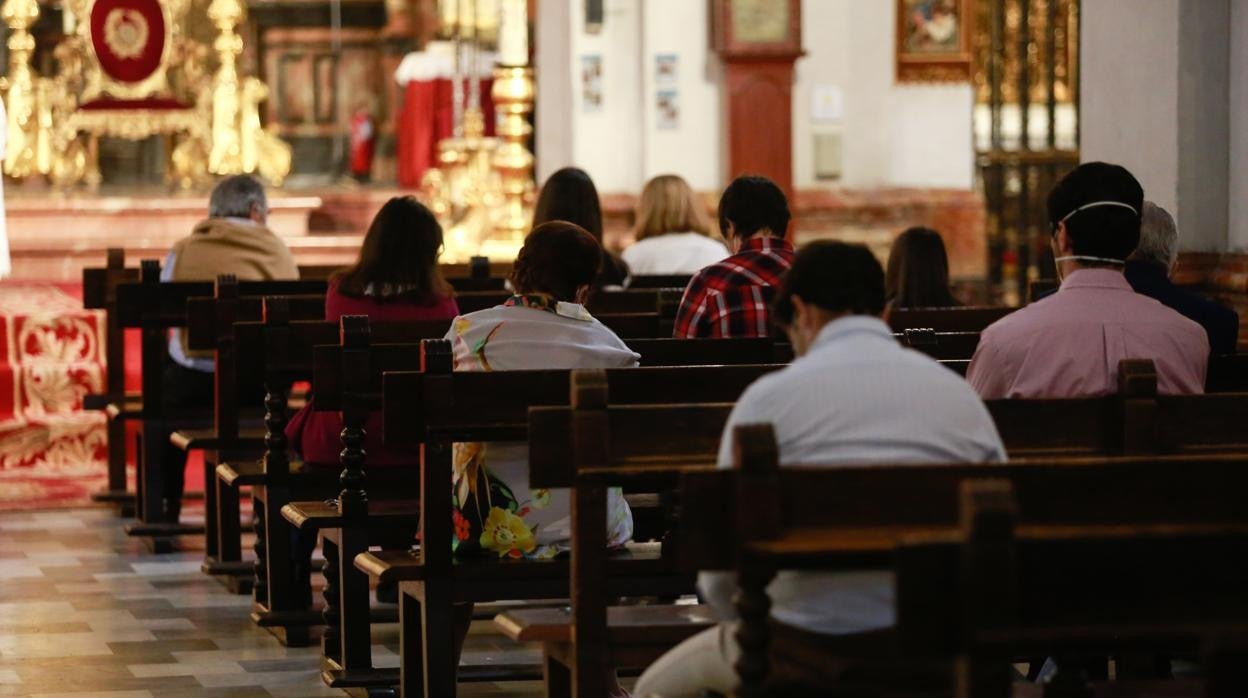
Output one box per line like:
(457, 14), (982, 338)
(0, 508), (551, 696)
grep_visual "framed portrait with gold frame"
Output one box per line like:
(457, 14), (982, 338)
(896, 0), (973, 83)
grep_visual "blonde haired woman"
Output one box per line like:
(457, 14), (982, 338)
(621, 174), (728, 275)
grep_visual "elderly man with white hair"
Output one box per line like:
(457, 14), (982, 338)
(157, 175), (299, 522)
(1124, 201), (1239, 355)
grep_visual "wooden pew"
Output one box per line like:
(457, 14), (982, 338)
(502, 361), (1248, 696)
(192, 289), (681, 577)
(229, 313), (742, 647)
(349, 348), (785, 696)
(702, 433), (1248, 697)
(82, 248), (134, 512)
(80, 251), (338, 514)
(179, 276), (302, 589)
(289, 339), (785, 690)
(217, 305), (450, 646)
(889, 305), (1016, 333)
(114, 263), (327, 550)
(895, 479), (1248, 698)
(498, 370), (731, 697)
(626, 274), (693, 290)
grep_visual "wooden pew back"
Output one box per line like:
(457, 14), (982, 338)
(897, 479), (1248, 655)
(888, 306), (1015, 333)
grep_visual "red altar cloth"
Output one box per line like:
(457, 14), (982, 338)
(394, 44), (498, 188)
(0, 284), (107, 509)
(397, 79), (496, 188)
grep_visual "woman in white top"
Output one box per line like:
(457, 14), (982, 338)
(445, 221), (638, 561)
(621, 174), (728, 276)
(443, 222), (639, 695)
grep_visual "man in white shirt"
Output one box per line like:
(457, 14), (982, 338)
(634, 241), (1006, 697)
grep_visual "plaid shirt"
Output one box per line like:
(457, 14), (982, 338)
(672, 236), (796, 338)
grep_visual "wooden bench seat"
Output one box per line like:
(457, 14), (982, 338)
(170, 424), (266, 452)
(495, 603), (715, 646)
(356, 542), (677, 587)
(280, 499), (421, 531)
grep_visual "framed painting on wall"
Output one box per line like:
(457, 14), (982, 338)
(896, 0), (974, 83)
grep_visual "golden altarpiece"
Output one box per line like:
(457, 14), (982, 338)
(1, 0), (291, 187)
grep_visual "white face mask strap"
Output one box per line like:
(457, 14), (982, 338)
(1058, 200), (1139, 225)
(1053, 255), (1125, 266)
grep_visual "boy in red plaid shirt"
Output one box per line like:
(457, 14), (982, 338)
(672, 175), (796, 338)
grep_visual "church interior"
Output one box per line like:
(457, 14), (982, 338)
(2, 0), (1248, 696)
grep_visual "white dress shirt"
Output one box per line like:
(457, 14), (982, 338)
(699, 315), (1006, 636)
(621, 232), (729, 276)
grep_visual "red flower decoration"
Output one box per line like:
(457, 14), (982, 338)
(452, 509), (471, 541)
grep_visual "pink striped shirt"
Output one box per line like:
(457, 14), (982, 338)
(967, 269), (1208, 398)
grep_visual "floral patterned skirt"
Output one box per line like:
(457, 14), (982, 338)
(451, 442), (634, 559)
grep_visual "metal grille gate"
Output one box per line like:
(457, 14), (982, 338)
(974, 0), (1081, 304)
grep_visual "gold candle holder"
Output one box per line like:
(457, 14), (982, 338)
(2, 0), (41, 178)
(490, 65), (534, 240)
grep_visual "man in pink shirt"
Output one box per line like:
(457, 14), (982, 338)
(968, 162), (1208, 399)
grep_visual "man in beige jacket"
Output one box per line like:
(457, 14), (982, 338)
(159, 175), (298, 522)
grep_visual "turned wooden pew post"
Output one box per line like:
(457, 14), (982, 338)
(1117, 359), (1161, 456)
(136, 259), (167, 524)
(569, 369), (611, 698)
(328, 315), (374, 672)
(470, 255), (490, 280)
(1204, 634), (1248, 698)
(100, 248), (130, 498)
(954, 479), (1019, 698)
(252, 296), (308, 643)
(205, 274), (240, 565)
(732, 424), (781, 698)
(414, 338), (455, 697)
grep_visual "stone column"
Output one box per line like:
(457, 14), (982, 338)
(1230, 0), (1248, 251)
(1080, 0), (1230, 252)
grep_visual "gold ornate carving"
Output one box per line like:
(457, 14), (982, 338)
(102, 8), (149, 60)
(1, 0), (290, 187)
(973, 0), (1078, 105)
(2, 0), (42, 177)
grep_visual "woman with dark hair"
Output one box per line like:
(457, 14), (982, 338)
(885, 226), (960, 310)
(286, 196), (459, 465)
(442, 221), (637, 695)
(531, 166), (631, 286)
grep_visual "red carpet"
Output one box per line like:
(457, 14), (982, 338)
(0, 283), (109, 510)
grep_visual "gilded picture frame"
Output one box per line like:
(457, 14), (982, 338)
(896, 0), (974, 83)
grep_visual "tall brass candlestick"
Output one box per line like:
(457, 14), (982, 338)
(490, 65), (533, 239)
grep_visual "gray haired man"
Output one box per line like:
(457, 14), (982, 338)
(157, 175), (298, 521)
(1124, 201), (1238, 355)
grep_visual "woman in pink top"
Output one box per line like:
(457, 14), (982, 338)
(286, 196), (460, 465)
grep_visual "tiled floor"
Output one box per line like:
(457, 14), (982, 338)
(0, 509), (546, 697)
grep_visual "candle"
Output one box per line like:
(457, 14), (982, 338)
(467, 0), (480, 109)
(498, 0), (527, 67)
(438, 0), (456, 35)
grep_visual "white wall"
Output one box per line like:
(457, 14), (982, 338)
(537, 0), (976, 193)
(1080, 0), (1181, 214)
(535, 0), (574, 182)
(1177, 0), (1230, 252)
(638, 0), (722, 191)
(1081, 0), (1235, 253)
(1231, 0), (1248, 251)
(568, 0), (644, 192)
(798, 0), (974, 190)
